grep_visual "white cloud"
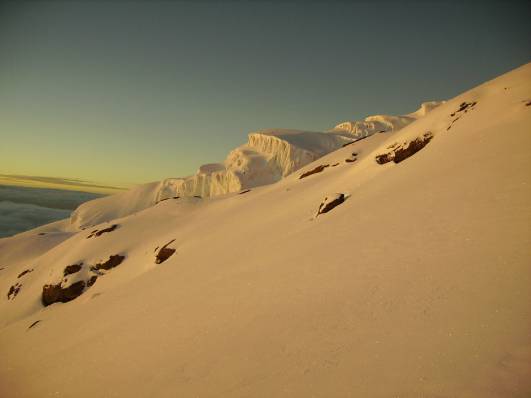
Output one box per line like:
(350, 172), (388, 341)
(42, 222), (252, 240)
(0, 185), (102, 238)
(0, 201), (71, 238)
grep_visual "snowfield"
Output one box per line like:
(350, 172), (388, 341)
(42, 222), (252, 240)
(1, 63), (530, 398)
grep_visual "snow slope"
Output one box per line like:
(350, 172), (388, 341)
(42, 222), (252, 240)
(1, 63), (530, 398)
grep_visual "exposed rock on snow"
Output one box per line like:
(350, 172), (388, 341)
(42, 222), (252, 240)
(7, 283), (22, 300)
(345, 152), (358, 163)
(316, 193), (347, 216)
(450, 101), (477, 117)
(299, 164), (329, 179)
(63, 263), (82, 276)
(86, 224), (118, 239)
(447, 101), (478, 130)
(41, 257), (124, 306)
(91, 255), (125, 271)
(155, 240), (176, 264)
(42, 281), (85, 306)
(17, 269), (33, 278)
(27, 320), (41, 329)
(375, 132), (434, 164)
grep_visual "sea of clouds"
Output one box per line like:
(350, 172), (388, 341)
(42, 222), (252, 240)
(0, 185), (102, 238)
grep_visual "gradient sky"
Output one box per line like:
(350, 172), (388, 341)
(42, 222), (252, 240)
(1, 0), (529, 192)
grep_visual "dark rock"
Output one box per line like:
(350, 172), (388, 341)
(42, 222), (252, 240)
(317, 194), (346, 216)
(331, 163), (340, 167)
(17, 269), (33, 278)
(457, 102), (468, 112)
(91, 255), (125, 271)
(342, 141), (355, 147)
(63, 263), (83, 276)
(87, 224), (118, 239)
(94, 224), (118, 237)
(454, 101), (477, 114)
(87, 276), (98, 287)
(7, 283), (22, 300)
(393, 133), (433, 163)
(345, 158), (357, 163)
(239, 189), (251, 194)
(28, 320), (41, 329)
(193, 195), (202, 199)
(299, 164), (329, 179)
(38, 233), (46, 236)
(375, 153), (394, 165)
(526, 101), (531, 106)
(155, 239), (176, 264)
(173, 196), (180, 199)
(375, 132), (433, 164)
(42, 281), (85, 306)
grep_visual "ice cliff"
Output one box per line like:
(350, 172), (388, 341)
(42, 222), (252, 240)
(70, 102), (441, 227)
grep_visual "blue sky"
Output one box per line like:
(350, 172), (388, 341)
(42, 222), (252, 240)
(0, 0), (529, 191)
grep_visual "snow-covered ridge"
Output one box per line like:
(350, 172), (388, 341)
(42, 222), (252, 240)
(331, 101), (443, 139)
(70, 129), (352, 227)
(175, 129), (353, 198)
(69, 104), (441, 228)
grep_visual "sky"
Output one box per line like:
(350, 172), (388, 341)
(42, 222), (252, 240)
(0, 0), (529, 193)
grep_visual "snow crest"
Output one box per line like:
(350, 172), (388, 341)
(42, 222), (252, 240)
(70, 129), (350, 227)
(331, 101), (444, 139)
(69, 104), (441, 228)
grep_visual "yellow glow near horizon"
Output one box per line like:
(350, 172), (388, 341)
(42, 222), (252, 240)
(0, 175), (129, 195)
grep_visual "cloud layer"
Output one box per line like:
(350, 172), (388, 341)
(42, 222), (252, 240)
(0, 201), (71, 238)
(0, 185), (102, 238)
(0, 174), (126, 193)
